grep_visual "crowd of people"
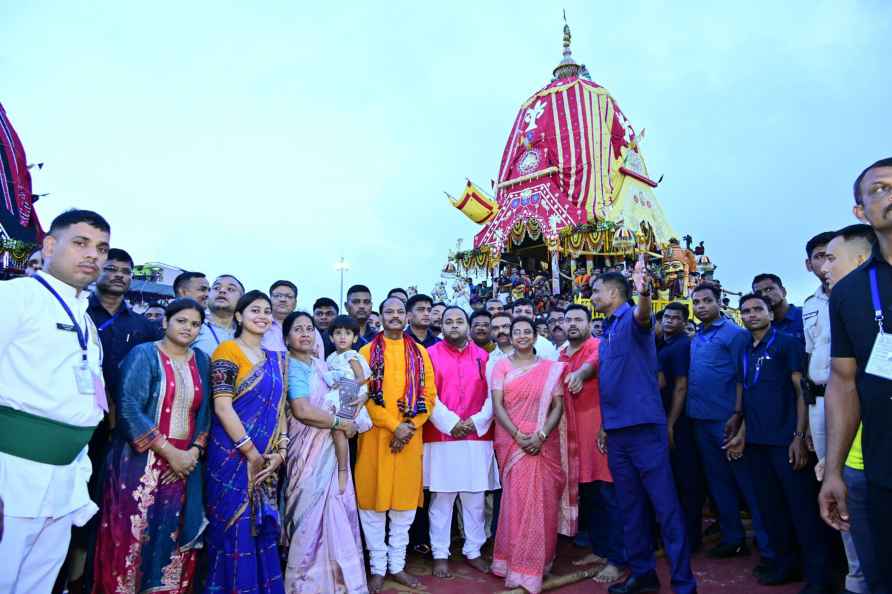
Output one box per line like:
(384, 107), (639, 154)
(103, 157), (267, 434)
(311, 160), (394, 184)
(0, 157), (890, 594)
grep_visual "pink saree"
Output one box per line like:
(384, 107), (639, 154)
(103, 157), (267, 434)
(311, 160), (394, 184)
(491, 357), (578, 594)
(282, 358), (367, 594)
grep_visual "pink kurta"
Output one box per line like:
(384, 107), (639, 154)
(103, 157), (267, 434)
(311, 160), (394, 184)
(559, 337), (612, 484)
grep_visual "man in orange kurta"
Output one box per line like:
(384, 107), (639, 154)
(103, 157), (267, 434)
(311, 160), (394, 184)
(357, 297), (437, 592)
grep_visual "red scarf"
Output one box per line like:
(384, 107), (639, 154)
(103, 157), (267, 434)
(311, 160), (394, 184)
(367, 332), (427, 419)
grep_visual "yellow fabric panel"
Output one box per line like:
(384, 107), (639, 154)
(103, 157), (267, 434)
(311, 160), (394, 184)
(845, 423), (864, 470)
(355, 337), (437, 512)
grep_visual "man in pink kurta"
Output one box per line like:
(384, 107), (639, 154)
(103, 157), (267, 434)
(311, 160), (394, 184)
(560, 305), (627, 581)
(423, 307), (499, 578)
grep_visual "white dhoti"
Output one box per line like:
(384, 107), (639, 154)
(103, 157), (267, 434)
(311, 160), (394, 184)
(429, 491), (487, 560)
(358, 508), (417, 576)
(0, 514), (75, 594)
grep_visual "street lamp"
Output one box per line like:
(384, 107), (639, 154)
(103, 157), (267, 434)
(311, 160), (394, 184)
(335, 257), (350, 305)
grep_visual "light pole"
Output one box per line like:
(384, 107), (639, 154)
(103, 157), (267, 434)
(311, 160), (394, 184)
(335, 257), (350, 306)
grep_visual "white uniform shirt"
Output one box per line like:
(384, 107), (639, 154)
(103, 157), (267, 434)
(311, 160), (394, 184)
(0, 271), (104, 522)
(803, 286), (831, 385)
(534, 334), (559, 361)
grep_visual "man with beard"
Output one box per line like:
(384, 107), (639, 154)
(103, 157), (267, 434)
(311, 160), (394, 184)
(406, 294), (440, 348)
(726, 294), (833, 593)
(424, 307), (498, 579)
(0, 210), (109, 594)
(560, 304), (626, 583)
(752, 273), (805, 347)
(193, 274), (244, 356)
(357, 297), (437, 592)
(470, 310), (495, 352)
(142, 302), (165, 327)
(822, 158), (892, 594)
(74, 248), (161, 591)
(172, 270), (210, 308)
(430, 302), (446, 339)
(548, 307), (567, 349)
(346, 284), (377, 343)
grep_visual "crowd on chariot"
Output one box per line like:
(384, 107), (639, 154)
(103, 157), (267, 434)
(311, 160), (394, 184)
(2, 157), (892, 594)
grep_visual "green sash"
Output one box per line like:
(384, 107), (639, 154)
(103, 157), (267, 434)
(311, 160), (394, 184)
(0, 405), (97, 465)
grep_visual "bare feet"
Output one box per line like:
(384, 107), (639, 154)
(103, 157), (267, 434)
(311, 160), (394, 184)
(593, 564), (625, 583)
(466, 556), (491, 574)
(368, 574), (385, 593)
(337, 468), (347, 493)
(432, 559), (451, 578)
(572, 552), (607, 566)
(390, 570), (421, 588)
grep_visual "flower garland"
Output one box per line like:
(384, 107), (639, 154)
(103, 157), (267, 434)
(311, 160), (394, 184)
(367, 332), (427, 419)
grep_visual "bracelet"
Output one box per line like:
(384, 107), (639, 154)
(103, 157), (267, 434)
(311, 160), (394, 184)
(190, 442), (206, 456)
(793, 431), (806, 438)
(276, 450), (287, 464)
(331, 416), (341, 430)
(234, 435), (252, 449)
(538, 431), (547, 441)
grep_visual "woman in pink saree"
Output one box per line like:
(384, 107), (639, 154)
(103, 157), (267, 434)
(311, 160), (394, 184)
(280, 311), (371, 594)
(490, 316), (578, 594)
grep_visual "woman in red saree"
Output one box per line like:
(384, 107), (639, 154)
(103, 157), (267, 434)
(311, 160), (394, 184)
(490, 316), (577, 594)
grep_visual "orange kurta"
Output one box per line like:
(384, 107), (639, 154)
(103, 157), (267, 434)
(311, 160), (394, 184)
(356, 337), (437, 511)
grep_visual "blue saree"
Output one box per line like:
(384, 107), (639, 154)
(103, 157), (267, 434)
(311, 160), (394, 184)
(204, 340), (288, 594)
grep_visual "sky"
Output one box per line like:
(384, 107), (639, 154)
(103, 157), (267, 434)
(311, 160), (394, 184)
(4, 0), (891, 307)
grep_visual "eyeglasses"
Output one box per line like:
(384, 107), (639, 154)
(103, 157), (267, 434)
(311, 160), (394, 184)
(271, 292), (295, 300)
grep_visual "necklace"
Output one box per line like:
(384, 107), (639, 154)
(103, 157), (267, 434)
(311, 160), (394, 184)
(237, 338), (263, 362)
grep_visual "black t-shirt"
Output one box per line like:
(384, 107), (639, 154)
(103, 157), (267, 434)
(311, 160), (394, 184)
(658, 333), (691, 413)
(830, 243), (892, 488)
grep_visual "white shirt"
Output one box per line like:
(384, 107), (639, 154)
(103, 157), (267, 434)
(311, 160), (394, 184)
(803, 286), (831, 385)
(0, 271), (104, 521)
(534, 334), (559, 361)
(423, 380), (500, 493)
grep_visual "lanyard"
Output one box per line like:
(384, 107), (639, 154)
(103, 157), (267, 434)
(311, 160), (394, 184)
(206, 322), (221, 345)
(33, 275), (90, 364)
(869, 266), (885, 334)
(98, 311), (120, 332)
(744, 329), (777, 389)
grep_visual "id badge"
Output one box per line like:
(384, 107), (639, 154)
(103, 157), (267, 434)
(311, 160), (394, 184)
(865, 332), (892, 380)
(74, 363), (95, 395)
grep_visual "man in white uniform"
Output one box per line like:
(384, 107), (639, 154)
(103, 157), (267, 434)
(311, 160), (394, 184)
(424, 307), (499, 578)
(0, 209), (109, 594)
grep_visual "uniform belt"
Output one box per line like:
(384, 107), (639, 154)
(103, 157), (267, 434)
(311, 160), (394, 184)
(813, 384), (826, 397)
(0, 405), (97, 465)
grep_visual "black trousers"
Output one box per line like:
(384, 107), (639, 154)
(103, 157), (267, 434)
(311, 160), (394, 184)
(747, 444), (833, 588)
(867, 481), (892, 593)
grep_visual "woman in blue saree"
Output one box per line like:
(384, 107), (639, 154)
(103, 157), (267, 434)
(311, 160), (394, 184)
(204, 290), (288, 594)
(92, 298), (210, 594)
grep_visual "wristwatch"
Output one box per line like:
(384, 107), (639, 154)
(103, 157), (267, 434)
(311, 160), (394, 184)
(793, 431), (806, 438)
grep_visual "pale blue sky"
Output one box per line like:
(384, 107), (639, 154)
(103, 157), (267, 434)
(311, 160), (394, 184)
(4, 1), (891, 306)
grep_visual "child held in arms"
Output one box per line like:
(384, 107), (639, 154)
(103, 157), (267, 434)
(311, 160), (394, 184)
(325, 315), (371, 492)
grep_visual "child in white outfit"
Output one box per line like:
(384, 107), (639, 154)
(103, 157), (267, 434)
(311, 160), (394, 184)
(324, 316), (370, 492)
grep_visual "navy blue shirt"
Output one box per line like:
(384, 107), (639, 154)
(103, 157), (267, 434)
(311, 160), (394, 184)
(87, 294), (162, 396)
(774, 304), (804, 347)
(739, 329), (804, 446)
(598, 303), (666, 430)
(687, 319), (749, 421)
(658, 333), (691, 413)
(407, 327), (441, 349)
